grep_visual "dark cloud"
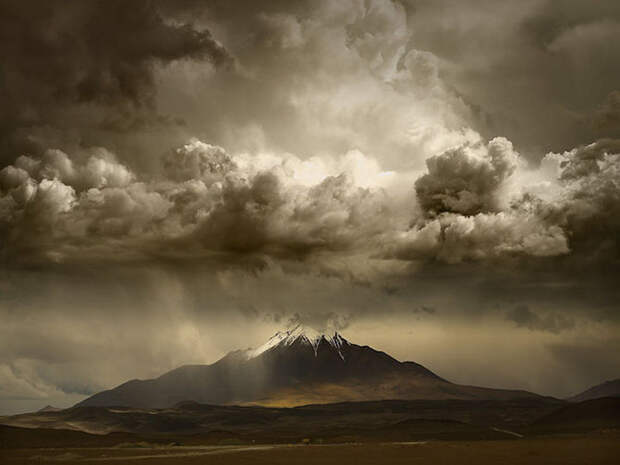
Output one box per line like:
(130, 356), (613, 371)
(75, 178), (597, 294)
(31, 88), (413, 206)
(506, 304), (575, 334)
(550, 139), (620, 265)
(592, 91), (620, 133)
(404, 0), (620, 155)
(0, 0), (229, 164)
(411, 306), (436, 317)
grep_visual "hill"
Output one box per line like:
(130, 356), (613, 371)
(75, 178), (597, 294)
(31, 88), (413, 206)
(568, 379), (620, 402)
(531, 397), (620, 432)
(1, 398), (562, 440)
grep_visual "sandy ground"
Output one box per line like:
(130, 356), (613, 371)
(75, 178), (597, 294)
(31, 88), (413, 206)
(1, 434), (618, 465)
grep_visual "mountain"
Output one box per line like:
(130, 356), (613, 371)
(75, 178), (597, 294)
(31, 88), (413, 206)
(531, 397), (620, 431)
(76, 325), (548, 409)
(37, 405), (62, 413)
(567, 379), (620, 402)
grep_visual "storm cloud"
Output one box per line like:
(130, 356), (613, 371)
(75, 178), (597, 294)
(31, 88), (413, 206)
(0, 0), (230, 166)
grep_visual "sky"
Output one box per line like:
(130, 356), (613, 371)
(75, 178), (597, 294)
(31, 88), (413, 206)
(0, 0), (619, 414)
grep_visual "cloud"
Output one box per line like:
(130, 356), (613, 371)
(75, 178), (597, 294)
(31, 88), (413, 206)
(0, 149), (150, 258)
(506, 304), (575, 334)
(0, 140), (397, 264)
(0, 0), (230, 164)
(286, 312), (352, 333)
(404, 0), (620, 153)
(1, 135), (617, 270)
(386, 136), (568, 263)
(540, 139), (620, 263)
(592, 90), (620, 132)
(150, 0), (478, 170)
(414, 137), (519, 216)
(412, 306), (436, 315)
(547, 19), (620, 72)
(386, 136), (620, 265)
(193, 166), (392, 258)
(385, 210), (569, 264)
(163, 140), (236, 183)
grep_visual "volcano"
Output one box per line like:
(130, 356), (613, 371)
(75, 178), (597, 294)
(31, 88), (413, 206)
(77, 325), (546, 408)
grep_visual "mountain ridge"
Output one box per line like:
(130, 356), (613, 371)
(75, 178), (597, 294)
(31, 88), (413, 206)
(568, 378), (620, 402)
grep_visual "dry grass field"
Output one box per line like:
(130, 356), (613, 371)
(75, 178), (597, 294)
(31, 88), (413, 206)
(1, 433), (619, 465)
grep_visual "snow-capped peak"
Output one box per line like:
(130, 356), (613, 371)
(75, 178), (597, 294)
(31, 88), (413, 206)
(244, 324), (349, 360)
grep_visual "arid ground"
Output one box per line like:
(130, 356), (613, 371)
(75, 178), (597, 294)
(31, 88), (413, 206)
(1, 434), (619, 465)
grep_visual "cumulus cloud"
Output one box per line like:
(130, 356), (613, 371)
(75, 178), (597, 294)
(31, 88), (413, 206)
(386, 210), (568, 264)
(542, 139), (620, 263)
(163, 140), (236, 183)
(0, 148), (155, 262)
(163, 146), (396, 259)
(414, 137), (519, 216)
(0, 140), (397, 264)
(1, 135), (617, 269)
(384, 135), (620, 265)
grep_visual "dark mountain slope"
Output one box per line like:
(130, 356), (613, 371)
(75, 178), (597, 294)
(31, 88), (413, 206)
(568, 379), (620, 402)
(532, 397), (620, 431)
(2, 398), (563, 437)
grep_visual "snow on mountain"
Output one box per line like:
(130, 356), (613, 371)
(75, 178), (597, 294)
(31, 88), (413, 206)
(244, 324), (349, 360)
